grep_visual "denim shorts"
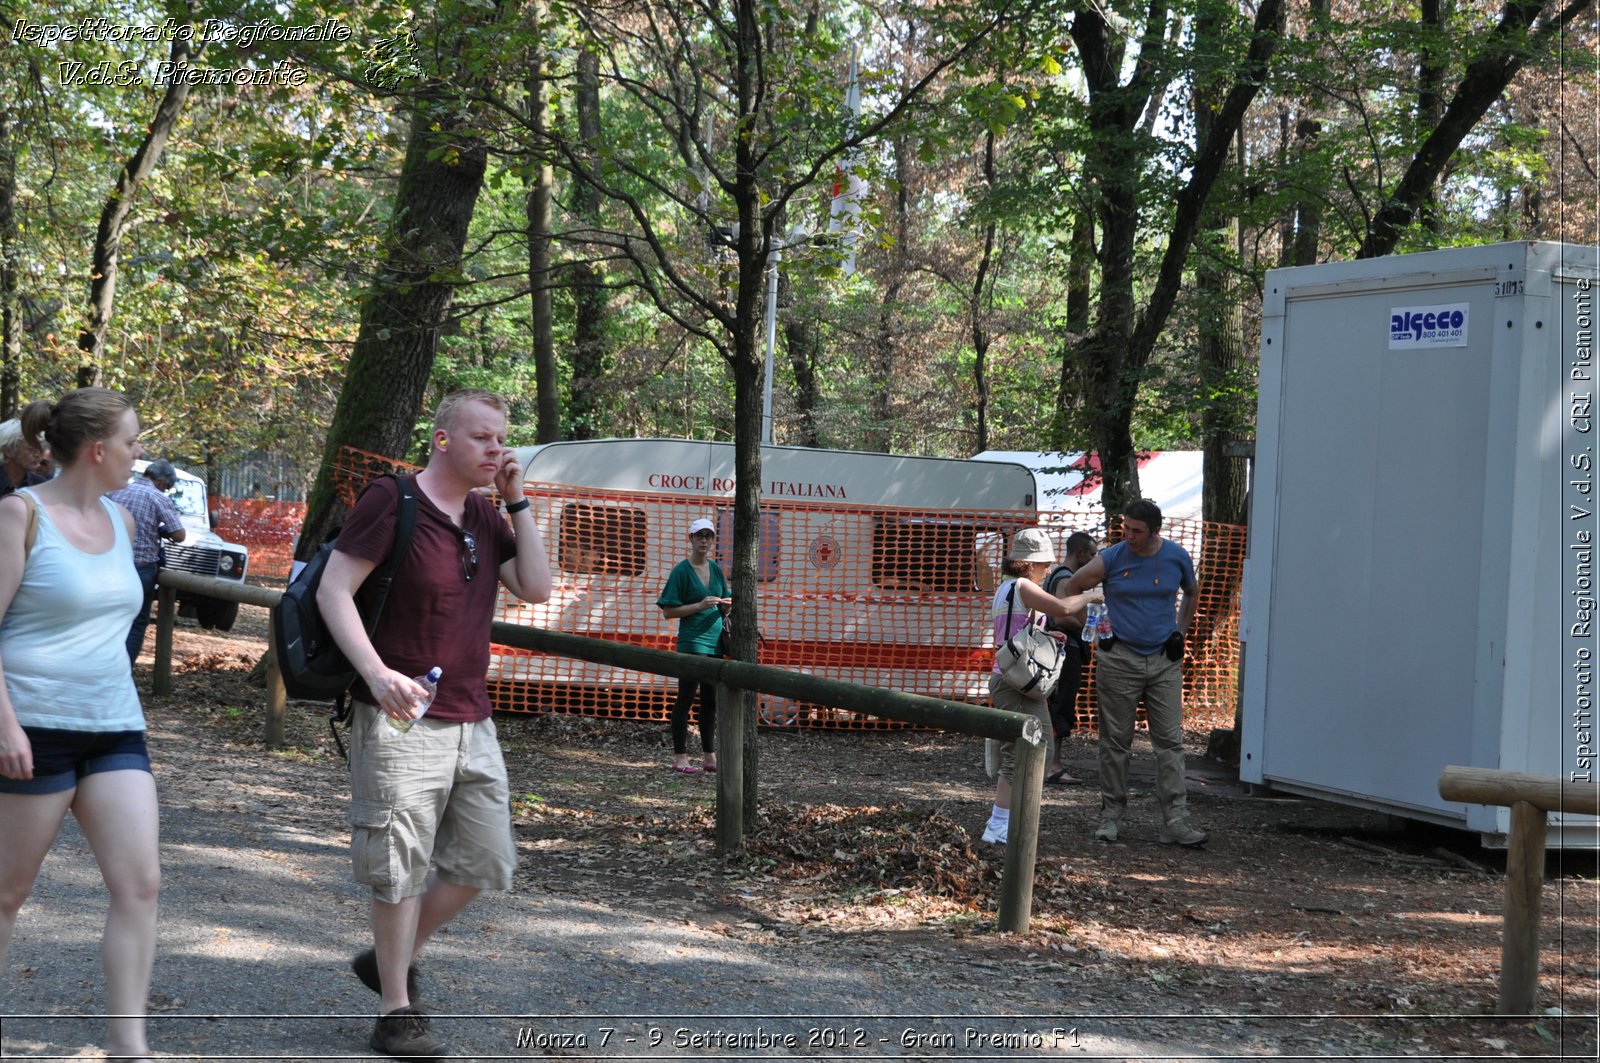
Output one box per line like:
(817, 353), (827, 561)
(0, 727), (152, 795)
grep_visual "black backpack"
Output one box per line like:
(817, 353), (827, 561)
(271, 476), (419, 742)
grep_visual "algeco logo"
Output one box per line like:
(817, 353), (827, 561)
(1389, 302), (1470, 349)
(1392, 308), (1464, 340)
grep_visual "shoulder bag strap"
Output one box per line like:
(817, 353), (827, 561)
(19, 490), (39, 558)
(1005, 579), (1039, 630)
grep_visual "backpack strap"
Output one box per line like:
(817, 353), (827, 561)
(360, 475), (420, 637)
(327, 475), (421, 752)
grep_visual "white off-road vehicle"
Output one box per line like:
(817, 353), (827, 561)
(130, 459), (250, 631)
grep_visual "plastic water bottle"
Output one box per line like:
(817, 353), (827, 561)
(387, 667), (443, 733)
(1082, 602), (1100, 644)
(1097, 604), (1113, 641)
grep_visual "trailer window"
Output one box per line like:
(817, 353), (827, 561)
(871, 519), (998, 593)
(559, 503), (647, 576)
(712, 510), (781, 583)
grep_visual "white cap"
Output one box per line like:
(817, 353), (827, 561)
(688, 517), (716, 536)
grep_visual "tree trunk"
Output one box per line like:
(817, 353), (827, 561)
(1065, 199), (1094, 335)
(1194, 14), (1250, 529)
(526, 0), (559, 444)
(1290, 111), (1324, 265)
(76, 26), (198, 386)
(1071, 0), (1285, 514)
(867, 132), (911, 454)
(1054, 200), (1094, 448)
(567, 42), (607, 441)
(1083, 136), (1143, 516)
(729, 0), (768, 830)
(295, 80), (493, 558)
(1289, 0), (1331, 266)
(0, 106), (19, 418)
(970, 132), (999, 456)
(1070, 7), (1145, 515)
(782, 303), (822, 447)
(1416, 0), (1450, 236)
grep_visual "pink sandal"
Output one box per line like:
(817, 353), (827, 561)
(671, 763), (702, 775)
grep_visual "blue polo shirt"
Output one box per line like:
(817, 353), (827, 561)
(1100, 539), (1196, 654)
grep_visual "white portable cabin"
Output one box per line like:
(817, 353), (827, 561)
(1241, 241), (1599, 846)
(488, 439), (1039, 713)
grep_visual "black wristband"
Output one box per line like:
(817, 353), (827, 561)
(505, 497), (530, 515)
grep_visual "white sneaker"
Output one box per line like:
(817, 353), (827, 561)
(981, 819), (1008, 845)
(1094, 817), (1120, 843)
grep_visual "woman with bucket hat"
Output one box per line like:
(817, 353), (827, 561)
(981, 527), (1099, 845)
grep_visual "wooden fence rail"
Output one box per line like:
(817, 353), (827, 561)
(151, 568), (1047, 931)
(1436, 765), (1600, 1014)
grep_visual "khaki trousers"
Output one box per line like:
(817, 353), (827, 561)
(1093, 639), (1189, 824)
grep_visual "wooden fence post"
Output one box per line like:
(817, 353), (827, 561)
(1437, 765), (1599, 1015)
(263, 644), (287, 749)
(1501, 800), (1547, 1014)
(152, 585), (177, 696)
(997, 716), (1047, 932)
(715, 682), (744, 857)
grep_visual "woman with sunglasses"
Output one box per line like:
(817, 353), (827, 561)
(655, 517), (730, 774)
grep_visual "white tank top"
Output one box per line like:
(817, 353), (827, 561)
(1, 489), (144, 731)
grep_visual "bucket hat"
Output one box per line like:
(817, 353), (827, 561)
(1008, 527), (1056, 563)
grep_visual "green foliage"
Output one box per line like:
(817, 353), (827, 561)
(1, 0), (1583, 485)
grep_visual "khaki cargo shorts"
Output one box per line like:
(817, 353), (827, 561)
(347, 701), (517, 903)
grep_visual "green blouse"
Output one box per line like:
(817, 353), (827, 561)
(656, 558), (728, 654)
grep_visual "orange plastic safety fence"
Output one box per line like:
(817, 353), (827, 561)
(1036, 512), (1246, 736)
(329, 446), (1244, 734)
(214, 499), (306, 581)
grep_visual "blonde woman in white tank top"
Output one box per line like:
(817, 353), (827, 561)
(0, 388), (160, 1063)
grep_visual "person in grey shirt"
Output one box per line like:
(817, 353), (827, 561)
(108, 458), (186, 663)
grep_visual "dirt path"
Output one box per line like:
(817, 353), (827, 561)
(0, 606), (1594, 1061)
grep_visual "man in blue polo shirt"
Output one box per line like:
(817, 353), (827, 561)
(1062, 498), (1206, 847)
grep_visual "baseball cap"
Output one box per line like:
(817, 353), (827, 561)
(1008, 527), (1056, 563)
(688, 518), (716, 536)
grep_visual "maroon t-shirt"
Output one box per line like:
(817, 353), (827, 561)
(333, 476), (518, 722)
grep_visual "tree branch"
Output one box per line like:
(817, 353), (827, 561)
(1358, 0), (1591, 258)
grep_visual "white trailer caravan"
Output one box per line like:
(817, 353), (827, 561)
(486, 439), (1039, 718)
(1242, 241), (1598, 846)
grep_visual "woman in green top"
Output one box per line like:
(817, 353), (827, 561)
(655, 517), (730, 773)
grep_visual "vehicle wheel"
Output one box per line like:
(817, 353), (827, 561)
(197, 598), (239, 632)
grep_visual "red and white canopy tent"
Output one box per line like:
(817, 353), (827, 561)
(970, 450), (1204, 522)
